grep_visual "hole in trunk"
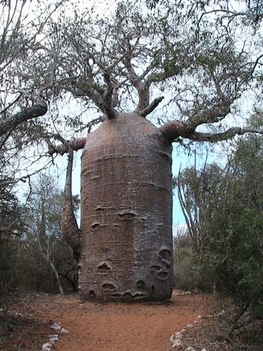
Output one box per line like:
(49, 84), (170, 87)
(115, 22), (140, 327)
(118, 210), (137, 221)
(102, 283), (115, 292)
(97, 262), (111, 273)
(110, 292), (121, 298)
(113, 223), (120, 231)
(136, 280), (146, 290)
(157, 272), (168, 281)
(95, 206), (105, 213)
(151, 265), (162, 271)
(91, 222), (100, 230)
(89, 290), (96, 298)
(159, 248), (171, 260)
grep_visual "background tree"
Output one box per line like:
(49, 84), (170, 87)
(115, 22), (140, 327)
(0, 0), (67, 185)
(175, 114), (263, 332)
(0, 175), (25, 316)
(23, 172), (79, 294)
(0, 171), (79, 311)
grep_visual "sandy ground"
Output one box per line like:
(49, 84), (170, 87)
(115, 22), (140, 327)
(3, 290), (262, 351)
(0, 291), (214, 351)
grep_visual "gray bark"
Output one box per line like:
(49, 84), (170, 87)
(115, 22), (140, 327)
(61, 149), (81, 261)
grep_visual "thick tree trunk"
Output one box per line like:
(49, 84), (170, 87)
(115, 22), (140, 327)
(79, 113), (173, 301)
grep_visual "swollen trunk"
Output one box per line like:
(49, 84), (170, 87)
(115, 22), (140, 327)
(79, 113), (173, 301)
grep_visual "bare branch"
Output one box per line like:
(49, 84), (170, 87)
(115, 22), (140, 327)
(139, 96), (164, 117)
(0, 101), (48, 137)
(160, 118), (263, 143)
(48, 136), (87, 155)
(101, 70), (118, 119)
(0, 93), (22, 117)
(199, 8), (263, 24)
(47, 116), (101, 155)
(186, 100), (232, 130)
(122, 36), (151, 112)
(250, 53), (263, 77)
(185, 127), (263, 143)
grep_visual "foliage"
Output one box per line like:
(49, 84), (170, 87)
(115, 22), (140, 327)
(22, 173), (78, 293)
(173, 228), (195, 290)
(0, 153), (25, 289)
(0, 168), (26, 321)
(0, 171), (78, 305)
(175, 128), (263, 321)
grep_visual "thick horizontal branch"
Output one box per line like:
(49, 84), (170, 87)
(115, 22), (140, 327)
(160, 119), (189, 143)
(186, 127), (243, 142)
(160, 119), (263, 144)
(0, 102), (48, 137)
(48, 117), (102, 155)
(48, 137), (87, 155)
(187, 127), (263, 142)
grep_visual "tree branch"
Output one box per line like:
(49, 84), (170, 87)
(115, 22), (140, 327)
(47, 117), (101, 155)
(122, 36), (151, 113)
(185, 127), (263, 143)
(139, 96), (164, 117)
(160, 120), (189, 143)
(0, 102), (48, 137)
(160, 119), (263, 144)
(186, 100), (232, 130)
(48, 137), (87, 155)
(101, 70), (118, 119)
(199, 8), (263, 24)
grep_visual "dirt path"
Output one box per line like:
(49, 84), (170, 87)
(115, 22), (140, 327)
(0, 291), (215, 351)
(34, 291), (213, 351)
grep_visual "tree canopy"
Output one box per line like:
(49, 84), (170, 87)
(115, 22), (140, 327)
(0, 0), (262, 184)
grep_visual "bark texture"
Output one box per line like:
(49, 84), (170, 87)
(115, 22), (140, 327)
(79, 113), (173, 301)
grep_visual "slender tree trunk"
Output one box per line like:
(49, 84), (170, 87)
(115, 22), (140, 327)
(61, 149), (81, 261)
(50, 262), (64, 295)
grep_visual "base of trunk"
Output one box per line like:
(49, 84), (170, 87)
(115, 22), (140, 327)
(79, 284), (173, 302)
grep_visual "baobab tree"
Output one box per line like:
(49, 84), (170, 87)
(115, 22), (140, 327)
(1, 0), (263, 301)
(46, 1), (262, 301)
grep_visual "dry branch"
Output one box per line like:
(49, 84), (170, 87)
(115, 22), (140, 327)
(48, 137), (87, 155)
(0, 102), (48, 137)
